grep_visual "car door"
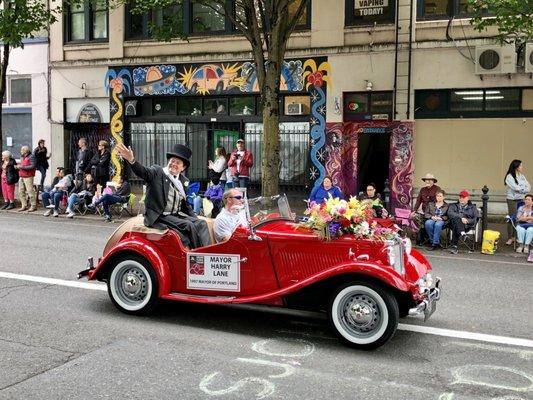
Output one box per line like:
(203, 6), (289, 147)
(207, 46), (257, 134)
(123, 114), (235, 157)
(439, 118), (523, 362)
(170, 227), (279, 297)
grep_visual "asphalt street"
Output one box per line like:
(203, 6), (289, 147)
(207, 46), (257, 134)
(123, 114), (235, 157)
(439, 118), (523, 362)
(0, 212), (532, 400)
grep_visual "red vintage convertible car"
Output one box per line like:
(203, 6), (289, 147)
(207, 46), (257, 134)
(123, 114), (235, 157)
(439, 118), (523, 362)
(79, 195), (441, 349)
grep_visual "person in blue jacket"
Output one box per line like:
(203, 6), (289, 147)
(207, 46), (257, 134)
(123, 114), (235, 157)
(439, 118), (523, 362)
(308, 176), (344, 205)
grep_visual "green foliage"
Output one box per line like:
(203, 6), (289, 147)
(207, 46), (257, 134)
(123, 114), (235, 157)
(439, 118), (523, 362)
(0, 0), (59, 48)
(468, 0), (533, 44)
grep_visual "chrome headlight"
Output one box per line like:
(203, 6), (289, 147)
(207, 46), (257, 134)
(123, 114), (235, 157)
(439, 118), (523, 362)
(417, 273), (433, 294)
(385, 240), (405, 276)
(402, 237), (412, 255)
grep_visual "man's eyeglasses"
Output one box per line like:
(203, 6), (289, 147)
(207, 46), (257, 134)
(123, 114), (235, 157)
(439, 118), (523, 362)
(229, 195), (243, 200)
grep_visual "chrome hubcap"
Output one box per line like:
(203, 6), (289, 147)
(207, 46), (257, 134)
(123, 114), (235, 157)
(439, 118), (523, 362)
(117, 267), (148, 303)
(341, 293), (381, 334)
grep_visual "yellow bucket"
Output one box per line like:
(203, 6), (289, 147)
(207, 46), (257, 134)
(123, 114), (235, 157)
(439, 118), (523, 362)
(481, 230), (500, 255)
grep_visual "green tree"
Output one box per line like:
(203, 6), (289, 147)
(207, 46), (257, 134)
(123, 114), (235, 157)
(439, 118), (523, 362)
(0, 0), (60, 150)
(121, 0), (310, 196)
(468, 0), (533, 44)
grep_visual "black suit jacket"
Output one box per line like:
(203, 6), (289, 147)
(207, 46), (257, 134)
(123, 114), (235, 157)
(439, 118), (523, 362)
(131, 161), (194, 227)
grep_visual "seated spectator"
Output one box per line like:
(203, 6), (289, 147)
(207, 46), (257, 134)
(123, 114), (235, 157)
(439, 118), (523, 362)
(448, 190), (479, 254)
(43, 167), (64, 193)
(87, 176), (131, 221)
(424, 190), (449, 250)
(358, 183), (382, 202)
(193, 176), (224, 218)
(214, 189), (248, 243)
(42, 169), (74, 217)
(515, 194), (533, 254)
(66, 173), (97, 219)
(308, 176), (344, 205)
(358, 183), (386, 217)
(412, 173), (441, 245)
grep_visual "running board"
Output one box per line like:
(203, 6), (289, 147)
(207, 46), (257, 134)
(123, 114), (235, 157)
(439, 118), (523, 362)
(163, 292), (236, 303)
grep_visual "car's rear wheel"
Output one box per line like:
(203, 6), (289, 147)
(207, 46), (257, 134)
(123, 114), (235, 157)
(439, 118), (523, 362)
(328, 281), (399, 349)
(107, 255), (159, 315)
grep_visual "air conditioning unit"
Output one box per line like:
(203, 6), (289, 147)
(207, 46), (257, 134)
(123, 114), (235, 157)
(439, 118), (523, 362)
(286, 103), (304, 115)
(525, 43), (533, 73)
(475, 45), (516, 74)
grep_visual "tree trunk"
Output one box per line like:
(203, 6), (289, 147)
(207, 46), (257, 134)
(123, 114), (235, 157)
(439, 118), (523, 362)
(261, 62), (282, 197)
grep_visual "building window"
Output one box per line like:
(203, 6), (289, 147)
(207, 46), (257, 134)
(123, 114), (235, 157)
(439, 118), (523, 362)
(125, 2), (183, 40)
(417, 0), (480, 21)
(191, 3), (226, 33)
(9, 78), (32, 104)
(66, 0), (108, 42)
(288, 0), (312, 30)
(345, 0), (396, 26)
(230, 97), (255, 115)
(343, 92), (393, 121)
(415, 88), (528, 118)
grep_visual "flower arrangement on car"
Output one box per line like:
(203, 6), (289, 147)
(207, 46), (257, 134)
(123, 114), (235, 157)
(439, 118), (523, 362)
(299, 196), (397, 241)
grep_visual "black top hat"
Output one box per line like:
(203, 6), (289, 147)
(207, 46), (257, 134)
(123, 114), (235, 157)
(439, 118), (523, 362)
(166, 144), (192, 169)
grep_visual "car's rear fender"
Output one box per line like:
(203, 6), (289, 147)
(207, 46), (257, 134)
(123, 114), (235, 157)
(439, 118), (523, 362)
(89, 238), (172, 296)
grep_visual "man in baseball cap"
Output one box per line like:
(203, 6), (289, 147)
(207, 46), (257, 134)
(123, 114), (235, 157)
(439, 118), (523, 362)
(447, 189), (479, 254)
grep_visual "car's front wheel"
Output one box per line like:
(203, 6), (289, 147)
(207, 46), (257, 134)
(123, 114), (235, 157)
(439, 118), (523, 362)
(107, 255), (159, 315)
(329, 281), (399, 349)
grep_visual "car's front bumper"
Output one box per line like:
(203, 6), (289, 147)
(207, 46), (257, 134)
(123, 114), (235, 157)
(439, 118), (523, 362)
(408, 277), (441, 321)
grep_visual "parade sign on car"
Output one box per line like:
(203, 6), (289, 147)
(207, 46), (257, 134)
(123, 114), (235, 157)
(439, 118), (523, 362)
(187, 253), (241, 292)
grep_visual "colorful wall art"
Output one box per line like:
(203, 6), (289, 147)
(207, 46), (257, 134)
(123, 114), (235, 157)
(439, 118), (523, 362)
(324, 121), (415, 211)
(105, 68), (132, 181)
(107, 57), (330, 186)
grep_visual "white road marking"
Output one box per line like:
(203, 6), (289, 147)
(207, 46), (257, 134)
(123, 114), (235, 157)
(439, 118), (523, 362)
(398, 324), (533, 348)
(1, 271), (533, 349)
(451, 364), (533, 392)
(199, 372), (275, 399)
(425, 254), (530, 266)
(0, 271), (106, 291)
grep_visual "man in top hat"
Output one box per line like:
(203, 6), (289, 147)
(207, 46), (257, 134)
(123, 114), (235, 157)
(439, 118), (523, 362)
(447, 190), (479, 254)
(116, 142), (210, 249)
(411, 173), (442, 245)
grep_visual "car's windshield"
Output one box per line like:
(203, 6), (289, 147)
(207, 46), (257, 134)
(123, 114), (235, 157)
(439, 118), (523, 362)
(243, 193), (295, 227)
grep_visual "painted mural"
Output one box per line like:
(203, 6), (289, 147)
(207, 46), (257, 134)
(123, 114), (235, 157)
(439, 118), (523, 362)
(105, 69), (132, 181)
(304, 60), (331, 190)
(106, 57), (330, 184)
(133, 65), (186, 96)
(324, 121), (415, 211)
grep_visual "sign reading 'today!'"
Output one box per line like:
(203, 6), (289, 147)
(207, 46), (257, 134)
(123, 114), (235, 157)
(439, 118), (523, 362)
(354, 0), (389, 16)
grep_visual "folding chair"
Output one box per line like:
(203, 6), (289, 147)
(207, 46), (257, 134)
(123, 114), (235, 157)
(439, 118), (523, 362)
(505, 201), (525, 250)
(393, 208), (417, 238)
(186, 181), (201, 206)
(449, 208), (481, 252)
(109, 193), (137, 219)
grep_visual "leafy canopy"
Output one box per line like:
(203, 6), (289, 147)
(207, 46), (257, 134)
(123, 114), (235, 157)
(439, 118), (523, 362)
(468, 0), (533, 44)
(0, 0), (59, 48)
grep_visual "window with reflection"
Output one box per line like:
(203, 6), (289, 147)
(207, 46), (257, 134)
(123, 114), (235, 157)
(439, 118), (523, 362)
(417, 0), (484, 20)
(66, 0), (108, 42)
(126, 2), (183, 40)
(192, 3), (226, 33)
(230, 97), (255, 115)
(204, 98), (228, 115)
(288, 1), (311, 30)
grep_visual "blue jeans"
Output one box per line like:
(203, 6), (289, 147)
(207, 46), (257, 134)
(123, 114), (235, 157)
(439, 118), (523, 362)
(193, 195), (202, 214)
(425, 219), (445, 245)
(36, 165), (47, 188)
(516, 226), (533, 245)
(42, 191), (63, 211)
(232, 176), (249, 189)
(67, 194), (82, 211)
(94, 194), (123, 217)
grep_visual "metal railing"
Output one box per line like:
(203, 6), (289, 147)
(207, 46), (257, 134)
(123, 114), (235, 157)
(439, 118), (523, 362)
(128, 122), (311, 191)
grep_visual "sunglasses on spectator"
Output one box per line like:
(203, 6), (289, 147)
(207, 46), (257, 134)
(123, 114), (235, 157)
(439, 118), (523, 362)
(230, 195), (243, 200)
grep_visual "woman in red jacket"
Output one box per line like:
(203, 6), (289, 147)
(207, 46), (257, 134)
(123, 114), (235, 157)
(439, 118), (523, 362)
(227, 139), (253, 189)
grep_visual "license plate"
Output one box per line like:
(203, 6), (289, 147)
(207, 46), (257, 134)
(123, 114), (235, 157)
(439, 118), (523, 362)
(424, 298), (436, 321)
